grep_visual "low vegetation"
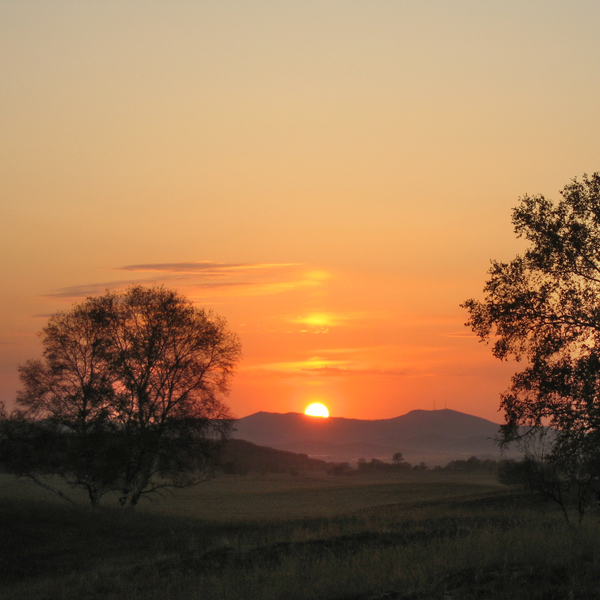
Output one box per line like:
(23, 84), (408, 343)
(2, 467), (600, 599)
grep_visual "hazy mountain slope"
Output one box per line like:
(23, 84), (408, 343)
(220, 439), (328, 474)
(233, 409), (512, 464)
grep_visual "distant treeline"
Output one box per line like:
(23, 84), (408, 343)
(218, 439), (515, 477)
(328, 455), (502, 476)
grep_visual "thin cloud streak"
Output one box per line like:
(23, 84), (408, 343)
(44, 261), (327, 301)
(441, 331), (479, 339)
(118, 261), (301, 275)
(43, 277), (171, 299)
(245, 365), (412, 379)
(304, 366), (410, 377)
(248, 355), (411, 378)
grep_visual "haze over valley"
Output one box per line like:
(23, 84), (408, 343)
(233, 408), (518, 465)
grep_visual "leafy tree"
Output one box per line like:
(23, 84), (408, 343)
(0, 286), (241, 507)
(463, 173), (600, 516)
(392, 452), (404, 465)
(1, 297), (121, 504)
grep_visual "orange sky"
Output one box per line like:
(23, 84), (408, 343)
(2, 2), (600, 422)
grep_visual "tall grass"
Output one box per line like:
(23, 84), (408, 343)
(2, 472), (600, 599)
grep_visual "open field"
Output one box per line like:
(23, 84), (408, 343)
(2, 470), (600, 599)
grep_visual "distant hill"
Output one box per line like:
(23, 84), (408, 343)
(219, 439), (328, 475)
(233, 409), (518, 465)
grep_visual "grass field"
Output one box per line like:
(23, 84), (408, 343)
(2, 470), (600, 599)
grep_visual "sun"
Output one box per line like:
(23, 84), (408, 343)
(304, 402), (329, 418)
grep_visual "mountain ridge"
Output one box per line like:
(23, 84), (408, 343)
(232, 408), (515, 465)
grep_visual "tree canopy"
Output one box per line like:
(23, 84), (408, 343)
(463, 173), (600, 477)
(0, 286), (241, 506)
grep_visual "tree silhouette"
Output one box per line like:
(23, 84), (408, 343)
(463, 173), (600, 517)
(0, 286), (241, 507)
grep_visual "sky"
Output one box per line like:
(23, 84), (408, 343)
(1, 1), (600, 422)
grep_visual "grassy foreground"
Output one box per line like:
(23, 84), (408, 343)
(1, 471), (600, 599)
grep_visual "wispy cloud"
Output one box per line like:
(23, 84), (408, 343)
(303, 366), (410, 377)
(280, 310), (383, 334)
(118, 261), (300, 276)
(441, 331), (478, 339)
(44, 261), (326, 301)
(44, 279), (163, 299)
(248, 363), (411, 379)
(249, 354), (411, 378)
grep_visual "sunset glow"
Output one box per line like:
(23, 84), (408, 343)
(305, 403), (330, 418)
(1, 3), (599, 423)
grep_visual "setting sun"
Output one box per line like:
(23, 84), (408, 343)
(304, 403), (329, 418)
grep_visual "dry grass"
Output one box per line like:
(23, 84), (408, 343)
(2, 471), (599, 599)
